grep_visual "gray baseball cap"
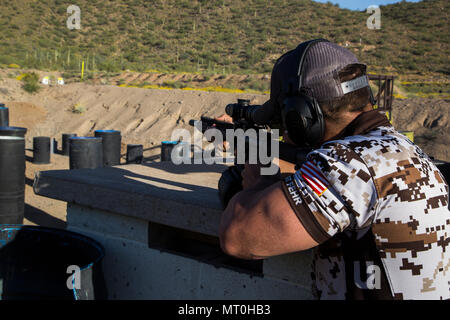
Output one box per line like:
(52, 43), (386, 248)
(265, 39), (369, 111)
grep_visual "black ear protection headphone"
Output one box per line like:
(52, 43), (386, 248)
(281, 39), (376, 147)
(281, 39), (327, 147)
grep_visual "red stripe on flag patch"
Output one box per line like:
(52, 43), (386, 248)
(300, 161), (329, 196)
(301, 173), (323, 195)
(303, 161), (328, 185)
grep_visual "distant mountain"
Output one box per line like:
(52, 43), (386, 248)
(0, 0), (447, 77)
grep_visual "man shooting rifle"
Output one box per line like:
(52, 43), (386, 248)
(216, 39), (449, 300)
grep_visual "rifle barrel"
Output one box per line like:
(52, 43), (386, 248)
(188, 117), (311, 165)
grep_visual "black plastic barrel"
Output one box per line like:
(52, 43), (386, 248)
(161, 141), (179, 161)
(69, 137), (103, 170)
(62, 133), (77, 156)
(126, 144), (143, 164)
(0, 104), (8, 127)
(0, 136), (25, 225)
(94, 130), (121, 167)
(0, 225), (107, 300)
(33, 136), (51, 164)
(0, 126), (27, 138)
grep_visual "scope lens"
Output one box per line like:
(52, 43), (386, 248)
(225, 103), (235, 117)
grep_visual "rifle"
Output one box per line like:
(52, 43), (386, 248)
(189, 99), (311, 208)
(190, 100), (450, 209)
(188, 116), (310, 165)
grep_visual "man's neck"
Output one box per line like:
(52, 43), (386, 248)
(321, 105), (374, 144)
(322, 112), (362, 143)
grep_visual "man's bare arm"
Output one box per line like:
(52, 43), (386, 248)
(219, 180), (319, 260)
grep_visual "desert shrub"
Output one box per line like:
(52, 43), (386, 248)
(0, 0), (445, 77)
(71, 103), (85, 114)
(98, 60), (121, 73)
(21, 72), (40, 94)
(162, 80), (187, 89)
(61, 71), (78, 78)
(259, 62), (273, 73)
(241, 79), (269, 92)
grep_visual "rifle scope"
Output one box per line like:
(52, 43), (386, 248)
(225, 99), (261, 123)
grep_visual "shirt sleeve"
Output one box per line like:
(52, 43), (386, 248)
(281, 142), (378, 243)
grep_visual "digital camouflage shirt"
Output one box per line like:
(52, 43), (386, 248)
(281, 110), (449, 300)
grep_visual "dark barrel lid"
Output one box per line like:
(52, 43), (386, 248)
(95, 130), (120, 134)
(0, 126), (27, 137)
(69, 136), (102, 141)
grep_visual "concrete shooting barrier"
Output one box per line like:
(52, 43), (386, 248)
(33, 162), (314, 300)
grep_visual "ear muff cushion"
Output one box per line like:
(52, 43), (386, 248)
(282, 96), (307, 145)
(309, 99), (325, 144)
(282, 95), (324, 146)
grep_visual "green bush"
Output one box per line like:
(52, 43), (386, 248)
(0, 0), (446, 77)
(241, 79), (269, 92)
(21, 72), (40, 94)
(162, 80), (187, 89)
(71, 103), (85, 114)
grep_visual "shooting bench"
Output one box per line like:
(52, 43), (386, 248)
(33, 162), (313, 299)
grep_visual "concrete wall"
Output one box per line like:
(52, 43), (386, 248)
(67, 204), (313, 300)
(34, 162), (314, 299)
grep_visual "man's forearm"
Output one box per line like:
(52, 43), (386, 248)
(219, 175), (282, 259)
(245, 174), (282, 192)
(219, 190), (268, 260)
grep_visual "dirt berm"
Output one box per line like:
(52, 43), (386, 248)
(0, 78), (448, 161)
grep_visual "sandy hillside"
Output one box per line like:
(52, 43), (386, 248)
(0, 75), (448, 162)
(391, 98), (449, 161)
(0, 77), (267, 157)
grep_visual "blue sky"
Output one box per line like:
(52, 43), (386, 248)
(313, 0), (422, 11)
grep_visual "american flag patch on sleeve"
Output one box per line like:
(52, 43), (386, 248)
(300, 161), (329, 196)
